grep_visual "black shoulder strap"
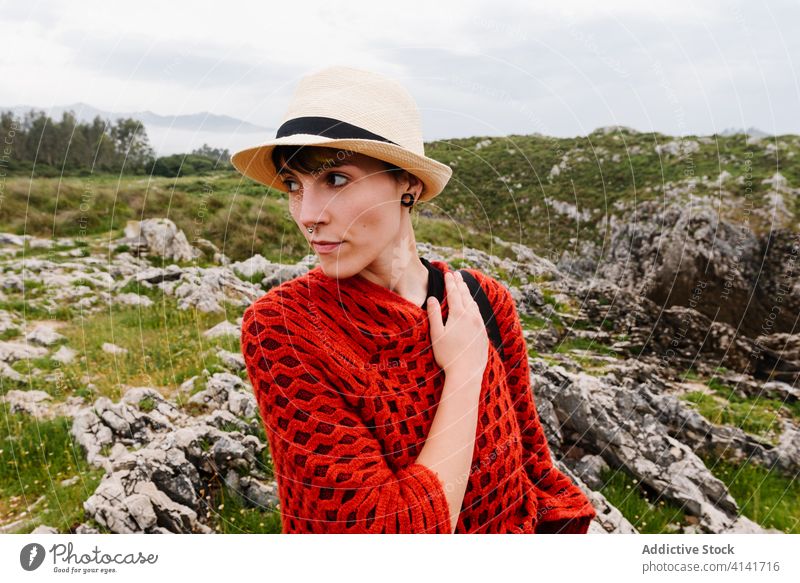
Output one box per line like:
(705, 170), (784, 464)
(458, 269), (505, 360)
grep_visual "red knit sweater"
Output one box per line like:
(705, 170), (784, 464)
(240, 259), (596, 533)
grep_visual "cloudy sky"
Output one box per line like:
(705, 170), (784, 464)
(2, 0), (798, 150)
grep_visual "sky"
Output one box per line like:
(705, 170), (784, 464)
(2, 0), (799, 150)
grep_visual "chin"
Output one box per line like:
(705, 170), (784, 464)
(318, 260), (356, 280)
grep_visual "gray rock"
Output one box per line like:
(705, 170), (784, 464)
(122, 218), (201, 262)
(217, 349), (245, 372)
(25, 325), (66, 347)
(532, 362), (769, 533)
(73, 389), (274, 533)
(0, 232), (25, 246)
(31, 525), (59, 534)
(189, 372), (256, 419)
(648, 389), (799, 477)
(52, 345), (77, 364)
(133, 265), (184, 285)
(0, 341), (48, 363)
(115, 292), (154, 307)
(203, 321), (239, 339)
(556, 460), (638, 534)
(0, 361), (23, 381)
(231, 254), (276, 279)
(262, 265), (310, 289)
(102, 342), (128, 355)
(203, 409), (252, 434)
(223, 471), (279, 510)
(5, 389), (52, 418)
(171, 267), (262, 313)
(598, 200), (800, 340)
(83, 444), (210, 534)
(0, 309), (20, 336)
(569, 454), (610, 491)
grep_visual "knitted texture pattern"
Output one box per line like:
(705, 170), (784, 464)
(240, 260), (596, 533)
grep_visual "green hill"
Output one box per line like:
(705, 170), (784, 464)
(1, 129), (797, 264)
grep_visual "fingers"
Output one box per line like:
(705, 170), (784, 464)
(444, 271), (463, 313)
(453, 271), (480, 316)
(426, 296), (443, 339)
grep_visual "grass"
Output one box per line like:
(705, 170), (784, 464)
(0, 173), (520, 264)
(0, 296), (75, 321)
(206, 421), (282, 533)
(0, 401), (106, 533)
(207, 484), (283, 534)
(138, 395), (157, 413)
(597, 466), (690, 533)
(541, 289), (565, 311)
(701, 453), (800, 533)
(682, 366), (702, 381)
(48, 293), (248, 403)
(519, 312), (553, 330)
(0, 328), (20, 341)
(681, 392), (782, 445)
(679, 376), (799, 446)
(5, 131), (800, 263)
(554, 336), (620, 358)
(0, 288), (248, 402)
(0, 397), (283, 533)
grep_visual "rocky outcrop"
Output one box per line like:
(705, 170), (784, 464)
(1, 211), (797, 535)
(117, 218), (202, 262)
(71, 378), (276, 534)
(598, 200), (800, 339)
(532, 360), (787, 533)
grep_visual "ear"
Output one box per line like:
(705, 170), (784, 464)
(401, 171), (425, 196)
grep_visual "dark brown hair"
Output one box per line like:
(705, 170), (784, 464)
(270, 145), (405, 183)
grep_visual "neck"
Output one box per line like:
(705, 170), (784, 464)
(357, 227), (428, 306)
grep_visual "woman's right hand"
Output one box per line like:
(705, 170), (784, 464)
(426, 271), (489, 382)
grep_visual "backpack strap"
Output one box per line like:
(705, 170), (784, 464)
(458, 269), (505, 360)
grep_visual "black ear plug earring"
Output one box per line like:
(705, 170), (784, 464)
(400, 192), (416, 208)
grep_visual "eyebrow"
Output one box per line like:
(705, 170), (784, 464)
(278, 162), (356, 177)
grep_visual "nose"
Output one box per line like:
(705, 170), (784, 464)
(294, 181), (331, 232)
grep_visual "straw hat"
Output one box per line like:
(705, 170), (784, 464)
(230, 66), (453, 202)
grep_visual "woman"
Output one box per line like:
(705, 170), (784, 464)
(233, 66), (596, 533)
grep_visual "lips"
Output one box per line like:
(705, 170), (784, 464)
(312, 241), (343, 254)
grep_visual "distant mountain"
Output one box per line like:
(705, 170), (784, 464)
(4, 102), (273, 156)
(719, 127), (772, 138)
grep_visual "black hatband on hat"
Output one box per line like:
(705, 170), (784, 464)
(276, 116), (399, 146)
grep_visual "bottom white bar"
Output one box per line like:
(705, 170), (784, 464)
(2, 534), (797, 582)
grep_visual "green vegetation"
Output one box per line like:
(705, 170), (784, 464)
(50, 294), (247, 403)
(0, 401), (106, 533)
(682, 366), (702, 381)
(205, 420), (281, 533)
(1, 109), (232, 176)
(138, 395), (157, 413)
(597, 467), (689, 533)
(0, 173), (518, 264)
(3, 130), (797, 264)
(208, 485), (282, 534)
(427, 130), (800, 255)
(554, 336), (619, 358)
(679, 375), (799, 445)
(681, 392), (782, 444)
(2, 126), (799, 534)
(519, 312), (551, 330)
(0, 287), (247, 402)
(0, 286), (264, 532)
(701, 454), (800, 533)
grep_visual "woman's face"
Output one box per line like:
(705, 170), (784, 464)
(280, 150), (415, 279)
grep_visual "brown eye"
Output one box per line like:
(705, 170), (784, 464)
(329, 173), (348, 187)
